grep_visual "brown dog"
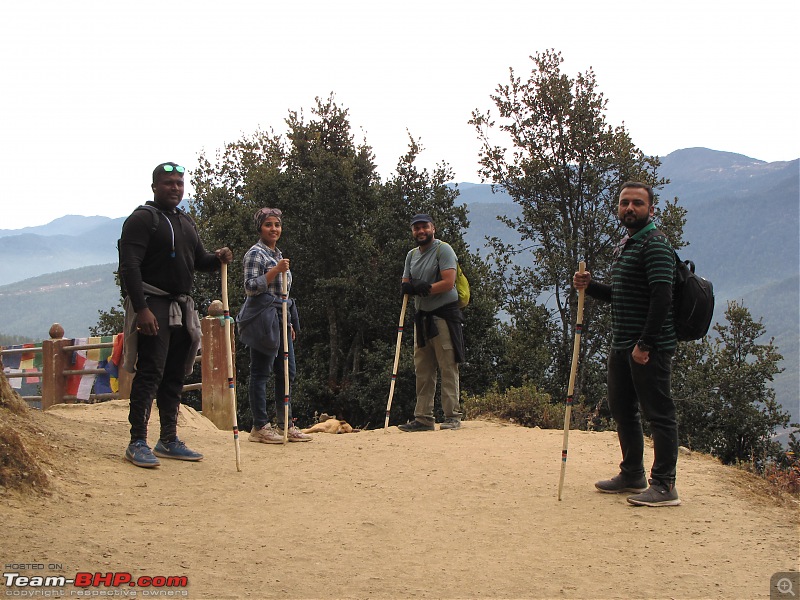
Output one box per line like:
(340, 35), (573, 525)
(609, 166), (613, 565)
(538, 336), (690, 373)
(301, 413), (358, 434)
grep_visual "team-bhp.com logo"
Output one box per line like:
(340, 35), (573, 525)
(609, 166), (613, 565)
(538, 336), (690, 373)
(3, 571), (189, 597)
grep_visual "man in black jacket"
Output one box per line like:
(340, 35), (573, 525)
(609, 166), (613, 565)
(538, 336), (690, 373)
(119, 162), (232, 468)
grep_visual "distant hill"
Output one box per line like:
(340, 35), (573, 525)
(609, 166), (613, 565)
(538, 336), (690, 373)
(0, 149), (797, 422)
(0, 264), (120, 340)
(0, 199), (192, 285)
(454, 182), (513, 205)
(0, 222), (124, 286)
(0, 215), (118, 239)
(660, 149), (799, 297)
(457, 151), (799, 424)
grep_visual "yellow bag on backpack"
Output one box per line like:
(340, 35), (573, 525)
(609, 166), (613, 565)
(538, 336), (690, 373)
(455, 263), (470, 309)
(436, 242), (470, 309)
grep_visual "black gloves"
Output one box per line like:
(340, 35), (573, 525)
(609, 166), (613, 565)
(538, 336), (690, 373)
(401, 281), (432, 297)
(412, 281), (432, 297)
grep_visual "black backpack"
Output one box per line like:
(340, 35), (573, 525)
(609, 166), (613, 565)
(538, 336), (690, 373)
(117, 205), (198, 296)
(117, 204), (198, 250)
(643, 230), (715, 342)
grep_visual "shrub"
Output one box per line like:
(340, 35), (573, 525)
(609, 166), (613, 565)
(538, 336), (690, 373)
(463, 383), (564, 429)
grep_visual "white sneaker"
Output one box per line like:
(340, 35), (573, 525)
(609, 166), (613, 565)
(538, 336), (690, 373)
(286, 426), (313, 442)
(249, 424), (283, 444)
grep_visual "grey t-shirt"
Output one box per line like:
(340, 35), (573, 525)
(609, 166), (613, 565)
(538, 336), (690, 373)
(403, 239), (459, 311)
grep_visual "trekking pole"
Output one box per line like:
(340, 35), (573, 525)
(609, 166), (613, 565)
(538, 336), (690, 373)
(220, 263), (242, 472)
(558, 261), (586, 500)
(384, 294), (409, 431)
(281, 271), (290, 444)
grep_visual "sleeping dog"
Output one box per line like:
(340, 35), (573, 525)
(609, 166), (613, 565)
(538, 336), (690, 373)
(301, 413), (359, 434)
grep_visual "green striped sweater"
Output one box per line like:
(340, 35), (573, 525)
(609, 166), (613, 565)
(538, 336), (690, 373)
(609, 223), (677, 352)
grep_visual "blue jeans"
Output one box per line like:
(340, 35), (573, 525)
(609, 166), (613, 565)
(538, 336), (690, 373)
(248, 331), (295, 429)
(607, 348), (678, 486)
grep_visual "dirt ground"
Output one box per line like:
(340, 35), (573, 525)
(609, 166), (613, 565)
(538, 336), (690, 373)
(1, 397), (799, 600)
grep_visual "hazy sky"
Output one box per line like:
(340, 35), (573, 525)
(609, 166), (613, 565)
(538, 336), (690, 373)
(1, 0), (797, 229)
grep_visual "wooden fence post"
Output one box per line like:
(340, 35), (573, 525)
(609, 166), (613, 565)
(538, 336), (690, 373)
(117, 364), (133, 400)
(200, 300), (234, 431)
(41, 324), (70, 410)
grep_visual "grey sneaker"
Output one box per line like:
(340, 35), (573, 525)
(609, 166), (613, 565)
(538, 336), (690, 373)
(125, 440), (160, 468)
(286, 426), (313, 442)
(439, 417), (462, 430)
(153, 438), (203, 461)
(595, 473), (648, 494)
(249, 424), (284, 444)
(398, 420), (435, 432)
(627, 480), (681, 507)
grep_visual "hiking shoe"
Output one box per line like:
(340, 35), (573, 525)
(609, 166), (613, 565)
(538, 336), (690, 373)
(249, 424), (284, 444)
(595, 473), (648, 494)
(286, 426), (313, 442)
(398, 420), (435, 432)
(125, 440), (160, 468)
(439, 417), (462, 430)
(627, 480), (681, 507)
(153, 438), (203, 461)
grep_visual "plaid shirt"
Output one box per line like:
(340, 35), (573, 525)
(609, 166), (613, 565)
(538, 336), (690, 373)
(243, 240), (292, 298)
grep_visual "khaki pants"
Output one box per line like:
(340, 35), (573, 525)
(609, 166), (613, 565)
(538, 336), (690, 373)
(413, 316), (461, 425)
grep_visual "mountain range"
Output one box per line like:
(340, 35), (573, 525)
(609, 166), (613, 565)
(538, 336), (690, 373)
(1, 148), (797, 423)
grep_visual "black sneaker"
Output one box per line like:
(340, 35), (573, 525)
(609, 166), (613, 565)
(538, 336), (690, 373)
(125, 440), (161, 468)
(398, 420), (435, 432)
(595, 473), (648, 494)
(627, 480), (681, 507)
(439, 417), (462, 430)
(153, 439), (203, 461)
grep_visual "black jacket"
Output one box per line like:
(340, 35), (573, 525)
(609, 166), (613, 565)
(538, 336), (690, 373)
(414, 301), (465, 363)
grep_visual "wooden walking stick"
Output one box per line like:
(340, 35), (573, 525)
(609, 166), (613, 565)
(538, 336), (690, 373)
(384, 294), (409, 431)
(558, 261), (586, 500)
(220, 263), (242, 472)
(281, 271), (290, 444)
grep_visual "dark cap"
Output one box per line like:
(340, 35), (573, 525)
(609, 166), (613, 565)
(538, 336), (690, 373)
(410, 213), (433, 226)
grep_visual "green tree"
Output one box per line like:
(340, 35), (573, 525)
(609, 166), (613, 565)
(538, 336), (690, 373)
(90, 303), (124, 337)
(187, 95), (502, 429)
(277, 95), (396, 423)
(469, 49), (685, 410)
(384, 134), (506, 415)
(673, 300), (789, 465)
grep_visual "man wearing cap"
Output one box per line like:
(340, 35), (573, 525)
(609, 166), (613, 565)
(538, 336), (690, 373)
(399, 214), (465, 432)
(119, 161), (233, 468)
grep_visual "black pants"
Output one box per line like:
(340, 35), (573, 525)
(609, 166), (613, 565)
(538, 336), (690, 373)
(128, 297), (192, 443)
(607, 348), (678, 486)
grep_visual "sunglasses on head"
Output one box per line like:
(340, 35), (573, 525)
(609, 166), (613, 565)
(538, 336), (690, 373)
(162, 165), (185, 174)
(257, 208), (282, 219)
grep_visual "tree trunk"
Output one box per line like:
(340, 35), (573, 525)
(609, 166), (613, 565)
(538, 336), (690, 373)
(327, 305), (339, 387)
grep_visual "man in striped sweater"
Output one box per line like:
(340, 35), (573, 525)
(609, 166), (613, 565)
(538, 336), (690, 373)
(573, 181), (680, 507)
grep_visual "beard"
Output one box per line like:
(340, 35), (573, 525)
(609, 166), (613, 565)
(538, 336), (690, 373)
(619, 213), (650, 230)
(415, 232), (434, 246)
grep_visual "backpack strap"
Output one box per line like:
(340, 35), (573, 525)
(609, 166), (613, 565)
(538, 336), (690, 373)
(121, 205), (197, 259)
(135, 204), (161, 234)
(414, 241), (450, 281)
(638, 228), (674, 266)
(435, 241), (458, 265)
(128, 204), (197, 235)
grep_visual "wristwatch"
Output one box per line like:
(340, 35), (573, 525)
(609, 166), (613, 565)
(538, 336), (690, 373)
(636, 339), (653, 352)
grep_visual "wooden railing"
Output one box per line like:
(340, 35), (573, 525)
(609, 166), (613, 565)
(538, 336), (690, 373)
(1, 300), (236, 431)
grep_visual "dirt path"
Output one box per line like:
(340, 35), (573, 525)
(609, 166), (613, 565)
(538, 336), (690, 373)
(1, 399), (798, 599)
